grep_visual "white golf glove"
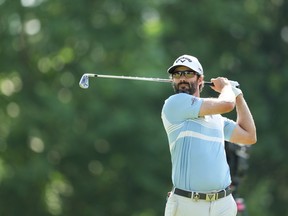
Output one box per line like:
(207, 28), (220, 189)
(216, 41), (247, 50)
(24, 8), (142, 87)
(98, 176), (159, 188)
(229, 81), (242, 97)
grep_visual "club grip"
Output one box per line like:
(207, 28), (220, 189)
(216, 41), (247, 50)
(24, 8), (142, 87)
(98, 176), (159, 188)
(205, 81), (240, 88)
(204, 82), (214, 86)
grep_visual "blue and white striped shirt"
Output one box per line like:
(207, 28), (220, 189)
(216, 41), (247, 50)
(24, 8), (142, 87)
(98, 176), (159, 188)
(161, 93), (236, 192)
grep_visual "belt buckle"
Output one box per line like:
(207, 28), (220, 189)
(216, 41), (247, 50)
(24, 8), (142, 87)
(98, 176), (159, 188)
(192, 193), (200, 201)
(205, 193), (218, 201)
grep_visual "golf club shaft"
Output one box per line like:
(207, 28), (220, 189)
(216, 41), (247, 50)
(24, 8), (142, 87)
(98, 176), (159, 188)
(80, 73), (214, 86)
(84, 73), (172, 83)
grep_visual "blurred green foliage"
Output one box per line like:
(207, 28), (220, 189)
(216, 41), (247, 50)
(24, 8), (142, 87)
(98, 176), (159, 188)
(0, 0), (288, 215)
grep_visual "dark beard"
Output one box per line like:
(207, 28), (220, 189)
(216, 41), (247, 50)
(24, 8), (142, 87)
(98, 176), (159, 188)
(173, 81), (198, 95)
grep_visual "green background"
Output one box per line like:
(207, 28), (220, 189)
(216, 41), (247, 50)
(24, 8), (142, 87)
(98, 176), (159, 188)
(1, 0), (288, 215)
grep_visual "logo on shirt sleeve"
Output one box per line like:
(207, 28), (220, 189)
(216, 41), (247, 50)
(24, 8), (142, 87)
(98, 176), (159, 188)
(191, 97), (197, 105)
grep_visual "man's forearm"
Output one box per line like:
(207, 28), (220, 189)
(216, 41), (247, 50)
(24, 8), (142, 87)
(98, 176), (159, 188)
(218, 86), (236, 104)
(236, 95), (257, 142)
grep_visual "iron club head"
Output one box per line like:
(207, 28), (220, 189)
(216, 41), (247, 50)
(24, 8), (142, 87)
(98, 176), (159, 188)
(79, 74), (89, 89)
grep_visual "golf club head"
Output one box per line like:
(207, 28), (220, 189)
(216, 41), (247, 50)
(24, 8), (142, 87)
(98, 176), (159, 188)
(79, 74), (89, 89)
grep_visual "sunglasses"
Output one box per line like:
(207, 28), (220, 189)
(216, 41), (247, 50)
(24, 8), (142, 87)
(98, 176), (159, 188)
(171, 70), (198, 79)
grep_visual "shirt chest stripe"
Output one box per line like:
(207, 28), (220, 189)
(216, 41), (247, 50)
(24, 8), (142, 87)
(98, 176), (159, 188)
(169, 130), (222, 151)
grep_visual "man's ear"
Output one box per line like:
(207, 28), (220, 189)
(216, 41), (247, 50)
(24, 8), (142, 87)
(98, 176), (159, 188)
(198, 76), (204, 86)
(198, 75), (205, 92)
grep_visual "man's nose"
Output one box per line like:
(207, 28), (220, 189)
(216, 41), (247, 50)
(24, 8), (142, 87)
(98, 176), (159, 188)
(179, 74), (187, 81)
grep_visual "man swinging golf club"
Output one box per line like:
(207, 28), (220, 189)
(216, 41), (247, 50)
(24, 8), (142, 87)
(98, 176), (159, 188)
(161, 54), (257, 216)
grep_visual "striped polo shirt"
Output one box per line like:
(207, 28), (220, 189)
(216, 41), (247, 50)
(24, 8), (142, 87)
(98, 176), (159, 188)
(161, 93), (236, 192)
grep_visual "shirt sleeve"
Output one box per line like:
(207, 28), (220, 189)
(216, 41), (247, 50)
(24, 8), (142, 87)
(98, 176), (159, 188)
(162, 93), (203, 122)
(223, 117), (237, 141)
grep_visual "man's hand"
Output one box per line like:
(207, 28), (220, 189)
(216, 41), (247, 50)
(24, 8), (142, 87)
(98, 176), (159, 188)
(232, 86), (243, 98)
(210, 77), (231, 93)
(199, 77), (236, 116)
(211, 78), (242, 98)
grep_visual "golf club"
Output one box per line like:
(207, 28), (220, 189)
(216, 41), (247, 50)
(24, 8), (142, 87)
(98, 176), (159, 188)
(79, 73), (239, 89)
(79, 73), (171, 89)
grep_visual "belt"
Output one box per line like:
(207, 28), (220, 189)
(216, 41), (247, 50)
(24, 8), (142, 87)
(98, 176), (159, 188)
(174, 187), (232, 201)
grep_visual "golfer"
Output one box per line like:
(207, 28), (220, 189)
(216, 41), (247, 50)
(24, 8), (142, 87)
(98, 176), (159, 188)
(161, 54), (256, 216)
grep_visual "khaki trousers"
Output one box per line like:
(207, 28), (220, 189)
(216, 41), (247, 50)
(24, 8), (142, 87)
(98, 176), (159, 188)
(165, 193), (237, 216)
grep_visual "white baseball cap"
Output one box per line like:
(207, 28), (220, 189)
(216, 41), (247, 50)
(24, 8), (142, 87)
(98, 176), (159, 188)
(167, 54), (204, 75)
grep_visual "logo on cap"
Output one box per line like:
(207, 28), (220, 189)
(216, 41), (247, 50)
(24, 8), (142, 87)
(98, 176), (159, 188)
(176, 56), (192, 63)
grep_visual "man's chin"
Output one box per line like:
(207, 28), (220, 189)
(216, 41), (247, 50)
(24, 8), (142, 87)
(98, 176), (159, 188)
(173, 82), (196, 95)
(176, 88), (191, 94)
